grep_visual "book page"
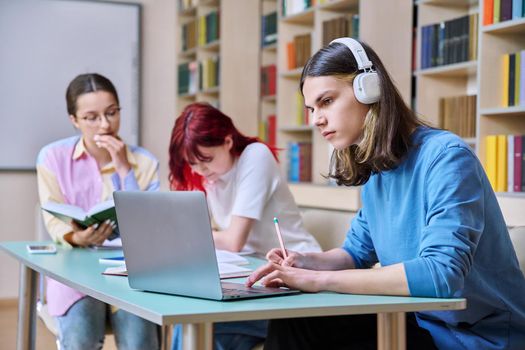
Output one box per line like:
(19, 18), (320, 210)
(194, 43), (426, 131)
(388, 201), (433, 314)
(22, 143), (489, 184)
(41, 201), (87, 222)
(216, 249), (249, 265)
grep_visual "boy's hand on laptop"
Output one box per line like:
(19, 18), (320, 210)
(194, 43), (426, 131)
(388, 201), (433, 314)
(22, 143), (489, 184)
(69, 220), (115, 247)
(266, 248), (307, 268)
(245, 262), (324, 293)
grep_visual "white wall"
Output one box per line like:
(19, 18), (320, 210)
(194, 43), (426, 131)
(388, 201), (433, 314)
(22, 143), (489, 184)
(0, 0), (176, 299)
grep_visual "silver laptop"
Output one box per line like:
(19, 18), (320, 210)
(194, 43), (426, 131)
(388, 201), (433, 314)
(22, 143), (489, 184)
(113, 191), (300, 300)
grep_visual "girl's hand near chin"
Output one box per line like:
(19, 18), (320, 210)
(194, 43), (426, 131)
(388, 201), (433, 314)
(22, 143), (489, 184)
(94, 134), (131, 178)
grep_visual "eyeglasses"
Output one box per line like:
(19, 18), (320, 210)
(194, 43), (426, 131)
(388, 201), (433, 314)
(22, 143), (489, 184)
(76, 107), (121, 126)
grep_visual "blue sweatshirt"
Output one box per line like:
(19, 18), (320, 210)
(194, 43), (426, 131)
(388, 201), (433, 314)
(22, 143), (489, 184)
(342, 127), (525, 349)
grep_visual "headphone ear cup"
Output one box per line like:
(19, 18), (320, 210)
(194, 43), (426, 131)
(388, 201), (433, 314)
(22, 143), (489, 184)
(353, 72), (380, 104)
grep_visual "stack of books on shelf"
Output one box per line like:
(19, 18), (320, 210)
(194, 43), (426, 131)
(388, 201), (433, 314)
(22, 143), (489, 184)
(180, 10), (220, 52)
(295, 90), (310, 126)
(485, 135), (525, 193)
(261, 11), (278, 48)
(420, 13), (478, 69)
(178, 58), (220, 95)
(258, 115), (277, 148)
(286, 34), (312, 70)
(322, 14), (359, 46)
(483, 0), (525, 25)
(198, 10), (220, 46)
(287, 142), (312, 183)
(182, 19), (199, 51)
(261, 64), (276, 97)
(502, 51), (525, 107)
(438, 95), (477, 138)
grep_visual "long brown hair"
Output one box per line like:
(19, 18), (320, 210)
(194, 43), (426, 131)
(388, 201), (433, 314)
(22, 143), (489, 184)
(300, 39), (427, 186)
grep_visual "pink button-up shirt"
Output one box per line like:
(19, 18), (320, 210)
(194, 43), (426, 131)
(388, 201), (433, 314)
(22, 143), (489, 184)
(36, 135), (159, 316)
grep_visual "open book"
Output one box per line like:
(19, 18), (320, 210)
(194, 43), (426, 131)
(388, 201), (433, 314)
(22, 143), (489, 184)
(41, 200), (119, 240)
(103, 262), (252, 280)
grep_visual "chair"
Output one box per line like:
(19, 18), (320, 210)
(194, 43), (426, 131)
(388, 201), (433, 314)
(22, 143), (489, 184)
(301, 208), (354, 250)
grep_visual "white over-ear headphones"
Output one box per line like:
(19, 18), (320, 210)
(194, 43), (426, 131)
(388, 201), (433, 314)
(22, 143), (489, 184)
(329, 37), (380, 104)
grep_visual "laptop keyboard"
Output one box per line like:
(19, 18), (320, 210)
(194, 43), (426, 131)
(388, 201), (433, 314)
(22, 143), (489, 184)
(222, 287), (269, 296)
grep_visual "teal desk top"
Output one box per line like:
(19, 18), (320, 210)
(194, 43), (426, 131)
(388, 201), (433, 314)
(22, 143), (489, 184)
(1, 241), (466, 326)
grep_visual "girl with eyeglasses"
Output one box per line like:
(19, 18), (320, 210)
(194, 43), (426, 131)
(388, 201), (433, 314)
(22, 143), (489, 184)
(168, 102), (321, 350)
(36, 73), (161, 349)
(246, 38), (525, 349)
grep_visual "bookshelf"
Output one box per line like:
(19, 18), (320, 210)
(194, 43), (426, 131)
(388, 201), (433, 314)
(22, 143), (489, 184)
(275, 0), (413, 211)
(478, 0), (525, 204)
(176, 0), (221, 114)
(176, 0), (260, 137)
(414, 0), (525, 219)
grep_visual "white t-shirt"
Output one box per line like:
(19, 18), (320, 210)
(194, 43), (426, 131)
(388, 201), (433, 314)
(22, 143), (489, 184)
(205, 143), (321, 255)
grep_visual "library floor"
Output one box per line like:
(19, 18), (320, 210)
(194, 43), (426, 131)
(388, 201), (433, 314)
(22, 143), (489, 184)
(0, 300), (117, 350)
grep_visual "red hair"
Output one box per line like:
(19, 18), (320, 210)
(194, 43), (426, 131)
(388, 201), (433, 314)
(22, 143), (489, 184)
(169, 102), (278, 191)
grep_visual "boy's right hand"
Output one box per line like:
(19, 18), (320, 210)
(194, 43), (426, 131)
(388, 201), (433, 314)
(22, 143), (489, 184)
(266, 248), (308, 268)
(69, 220), (115, 247)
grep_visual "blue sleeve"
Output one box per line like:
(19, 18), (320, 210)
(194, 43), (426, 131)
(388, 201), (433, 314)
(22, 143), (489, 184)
(342, 205), (378, 269)
(111, 170), (140, 191)
(404, 146), (485, 297)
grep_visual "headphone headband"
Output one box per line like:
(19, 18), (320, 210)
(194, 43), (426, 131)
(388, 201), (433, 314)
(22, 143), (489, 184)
(329, 37), (373, 71)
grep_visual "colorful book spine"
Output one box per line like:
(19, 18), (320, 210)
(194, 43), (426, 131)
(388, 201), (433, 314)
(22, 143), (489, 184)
(503, 53), (510, 107)
(513, 0), (523, 19)
(496, 134), (508, 192)
(522, 135), (525, 191)
(521, 50), (525, 106)
(508, 135), (515, 192)
(486, 135), (498, 190)
(514, 135), (523, 192)
(494, 0), (501, 24)
(484, 0), (495, 25)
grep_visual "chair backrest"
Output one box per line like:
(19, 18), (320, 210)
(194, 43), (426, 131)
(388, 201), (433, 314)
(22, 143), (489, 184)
(509, 226), (525, 274)
(301, 208), (354, 251)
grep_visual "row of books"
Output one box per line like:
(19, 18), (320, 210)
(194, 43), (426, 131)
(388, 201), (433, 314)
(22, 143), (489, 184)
(178, 57), (220, 95)
(181, 11), (220, 52)
(286, 33), (312, 70)
(294, 91), (310, 126)
(483, 0), (525, 26)
(485, 135), (525, 193)
(502, 50), (525, 107)
(420, 14), (478, 69)
(258, 115), (277, 148)
(322, 14), (359, 47)
(287, 142), (312, 183)
(438, 95), (477, 138)
(261, 65), (276, 97)
(261, 12), (277, 48)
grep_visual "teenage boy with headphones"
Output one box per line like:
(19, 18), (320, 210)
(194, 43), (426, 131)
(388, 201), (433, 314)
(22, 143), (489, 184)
(247, 38), (525, 349)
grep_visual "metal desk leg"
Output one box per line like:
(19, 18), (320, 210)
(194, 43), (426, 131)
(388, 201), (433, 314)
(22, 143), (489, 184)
(17, 264), (37, 350)
(182, 323), (213, 350)
(377, 312), (406, 350)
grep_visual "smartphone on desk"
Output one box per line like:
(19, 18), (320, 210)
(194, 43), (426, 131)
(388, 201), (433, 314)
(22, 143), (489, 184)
(26, 244), (57, 254)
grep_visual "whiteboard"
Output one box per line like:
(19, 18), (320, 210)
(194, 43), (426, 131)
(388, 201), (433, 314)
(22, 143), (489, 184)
(0, 0), (140, 170)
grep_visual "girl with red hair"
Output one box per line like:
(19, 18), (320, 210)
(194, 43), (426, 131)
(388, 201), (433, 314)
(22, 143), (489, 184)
(169, 102), (320, 349)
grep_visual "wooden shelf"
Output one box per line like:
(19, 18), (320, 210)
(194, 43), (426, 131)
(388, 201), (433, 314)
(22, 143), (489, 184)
(479, 106), (525, 117)
(415, 61), (477, 78)
(262, 42), (277, 51)
(179, 47), (198, 58)
(178, 92), (197, 99)
(289, 183), (361, 211)
(415, 0), (477, 7)
(261, 94), (276, 102)
(281, 7), (315, 25)
(199, 86), (220, 95)
(482, 18), (525, 34)
(279, 125), (313, 132)
(178, 6), (197, 17)
(200, 39), (220, 52)
(280, 67), (304, 79)
(318, 0), (359, 12)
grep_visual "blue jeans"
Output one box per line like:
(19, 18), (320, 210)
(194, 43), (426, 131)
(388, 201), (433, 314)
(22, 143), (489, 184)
(56, 296), (160, 350)
(172, 320), (267, 350)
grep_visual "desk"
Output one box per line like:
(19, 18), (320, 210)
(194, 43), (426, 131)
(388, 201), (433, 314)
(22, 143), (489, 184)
(1, 241), (466, 350)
